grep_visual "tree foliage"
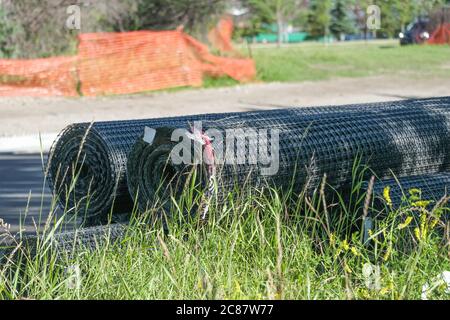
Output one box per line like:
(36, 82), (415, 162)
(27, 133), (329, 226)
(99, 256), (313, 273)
(0, 0), (448, 58)
(373, 0), (447, 37)
(330, 0), (355, 39)
(122, 0), (226, 34)
(307, 0), (333, 38)
(0, 0), (227, 58)
(0, 6), (13, 57)
(245, 0), (308, 45)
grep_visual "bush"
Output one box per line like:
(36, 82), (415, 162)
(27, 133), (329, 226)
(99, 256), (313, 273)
(0, 0), (226, 59)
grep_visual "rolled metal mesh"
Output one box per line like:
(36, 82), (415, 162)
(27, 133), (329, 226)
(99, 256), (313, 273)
(48, 101), (395, 220)
(127, 97), (450, 213)
(43, 223), (128, 253)
(47, 112), (246, 220)
(0, 224), (128, 260)
(367, 173), (450, 209)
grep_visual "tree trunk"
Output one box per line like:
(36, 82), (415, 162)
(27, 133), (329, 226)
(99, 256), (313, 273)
(276, 12), (283, 48)
(324, 24), (329, 45)
(364, 25), (367, 42)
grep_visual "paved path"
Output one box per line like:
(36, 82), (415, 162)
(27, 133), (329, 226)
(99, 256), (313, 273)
(0, 153), (52, 234)
(1, 75), (450, 139)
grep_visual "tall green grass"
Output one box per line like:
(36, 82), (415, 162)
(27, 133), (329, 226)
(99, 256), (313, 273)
(0, 164), (449, 300)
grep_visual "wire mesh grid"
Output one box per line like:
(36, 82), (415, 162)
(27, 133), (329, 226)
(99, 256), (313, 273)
(367, 173), (450, 209)
(0, 223), (130, 261)
(127, 97), (450, 213)
(47, 111), (247, 220)
(21, 96), (448, 255)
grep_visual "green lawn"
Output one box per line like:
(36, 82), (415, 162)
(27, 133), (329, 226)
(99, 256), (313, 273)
(251, 41), (450, 83)
(126, 41), (450, 92)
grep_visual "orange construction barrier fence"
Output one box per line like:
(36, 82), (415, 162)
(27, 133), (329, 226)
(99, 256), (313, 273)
(208, 16), (235, 53)
(428, 23), (450, 45)
(0, 29), (255, 97)
(0, 56), (78, 97)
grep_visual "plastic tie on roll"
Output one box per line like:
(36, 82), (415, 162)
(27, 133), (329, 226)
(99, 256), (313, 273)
(143, 127), (157, 145)
(186, 126), (216, 221)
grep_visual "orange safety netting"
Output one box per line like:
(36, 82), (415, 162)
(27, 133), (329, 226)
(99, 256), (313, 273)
(184, 33), (255, 83)
(0, 29), (255, 97)
(0, 56), (78, 97)
(78, 30), (204, 96)
(428, 23), (450, 45)
(208, 16), (235, 53)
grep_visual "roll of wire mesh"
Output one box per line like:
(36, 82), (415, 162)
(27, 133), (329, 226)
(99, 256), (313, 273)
(47, 112), (245, 222)
(367, 173), (450, 209)
(49, 99), (406, 222)
(0, 223), (129, 261)
(127, 97), (450, 217)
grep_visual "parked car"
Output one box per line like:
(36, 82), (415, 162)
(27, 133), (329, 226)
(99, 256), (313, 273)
(399, 20), (431, 45)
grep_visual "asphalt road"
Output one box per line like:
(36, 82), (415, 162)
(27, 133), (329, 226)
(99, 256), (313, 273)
(0, 153), (53, 234)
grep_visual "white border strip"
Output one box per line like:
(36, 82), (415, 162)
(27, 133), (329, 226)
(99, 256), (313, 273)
(0, 133), (58, 154)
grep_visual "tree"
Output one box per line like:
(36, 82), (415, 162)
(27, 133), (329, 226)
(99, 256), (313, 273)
(347, 0), (446, 39)
(0, 6), (14, 57)
(348, 0), (371, 39)
(307, 0), (333, 38)
(0, 0), (227, 58)
(416, 0), (447, 16)
(330, 0), (355, 40)
(246, 0), (308, 47)
(394, 0), (416, 32)
(0, 0), (138, 58)
(123, 0), (227, 36)
(372, 0), (446, 38)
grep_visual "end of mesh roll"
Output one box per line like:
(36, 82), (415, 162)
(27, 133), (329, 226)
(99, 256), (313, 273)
(46, 123), (129, 221)
(1, 224), (129, 260)
(127, 126), (211, 215)
(127, 126), (178, 212)
(363, 173), (450, 211)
